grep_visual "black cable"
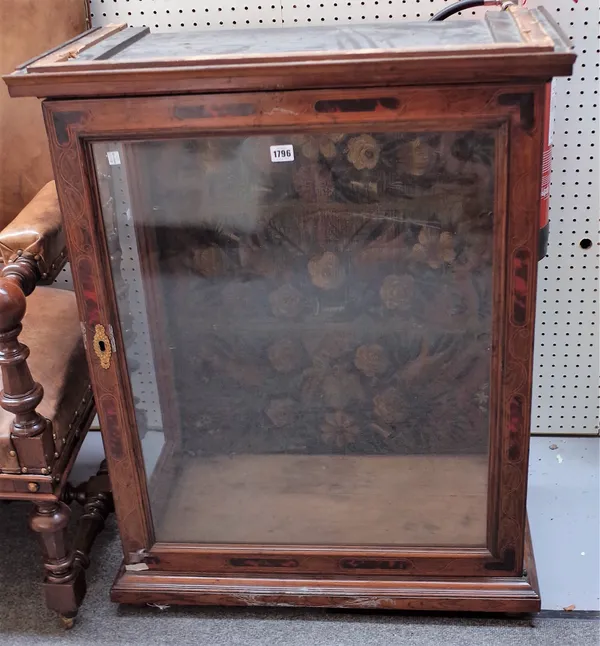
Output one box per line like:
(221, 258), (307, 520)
(429, 0), (486, 22)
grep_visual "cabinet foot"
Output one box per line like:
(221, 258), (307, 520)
(29, 501), (86, 618)
(59, 615), (76, 630)
(29, 461), (113, 618)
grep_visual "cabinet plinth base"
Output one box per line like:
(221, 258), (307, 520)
(111, 527), (540, 614)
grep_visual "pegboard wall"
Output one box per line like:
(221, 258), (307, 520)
(80, 0), (599, 435)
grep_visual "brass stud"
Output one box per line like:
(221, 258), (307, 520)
(41, 468), (48, 474)
(21, 467), (28, 474)
(62, 438), (67, 445)
(54, 452), (59, 458)
(27, 482), (39, 493)
(9, 450), (16, 457)
(52, 433), (57, 440)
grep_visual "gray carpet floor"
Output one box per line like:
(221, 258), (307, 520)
(1, 501), (598, 646)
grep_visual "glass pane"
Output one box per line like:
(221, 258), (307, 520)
(93, 128), (495, 547)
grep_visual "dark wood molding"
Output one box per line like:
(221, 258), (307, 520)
(9, 50), (576, 100)
(52, 110), (86, 146)
(484, 547), (517, 572)
(112, 524), (540, 614)
(112, 572), (541, 613)
(498, 93), (536, 130)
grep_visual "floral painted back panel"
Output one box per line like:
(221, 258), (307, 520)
(95, 128), (495, 546)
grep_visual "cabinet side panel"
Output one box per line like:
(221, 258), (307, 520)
(43, 101), (155, 557)
(492, 86), (546, 574)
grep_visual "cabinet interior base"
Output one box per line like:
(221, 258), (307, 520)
(153, 453), (489, 547)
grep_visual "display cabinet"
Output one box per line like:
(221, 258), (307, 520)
(5, 6), (575, 612)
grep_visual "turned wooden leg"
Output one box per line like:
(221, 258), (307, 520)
(29, 501), (85, 627)
(71, 461), (114, 571)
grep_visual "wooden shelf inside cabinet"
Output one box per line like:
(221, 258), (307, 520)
(6, 4), (574, 614)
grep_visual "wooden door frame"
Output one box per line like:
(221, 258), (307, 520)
(43, 83), (544, 578)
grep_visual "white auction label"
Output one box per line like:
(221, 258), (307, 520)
(270, 144), (294, 163)
(106, 150), (121, 166)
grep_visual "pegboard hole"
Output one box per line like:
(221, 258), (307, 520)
(580, 238), (593, 250)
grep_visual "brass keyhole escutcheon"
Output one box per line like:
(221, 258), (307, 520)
(93, 324), (112, 370)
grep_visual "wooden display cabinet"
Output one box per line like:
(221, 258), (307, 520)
(5, 6), (575, 613)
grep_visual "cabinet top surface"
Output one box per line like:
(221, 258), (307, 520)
(87, 21), (511, 60)
(4, 6), (574, 98)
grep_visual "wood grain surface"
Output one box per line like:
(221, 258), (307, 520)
(156, 454), (488, 546)
(112, 523), (540, 613)
(41, 79), (550, 610)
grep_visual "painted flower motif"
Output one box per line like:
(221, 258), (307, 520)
(292, 134), (344, 160)
(321, 411), (360, 448)
(290, 135), (318, 161)
(354, 344), (390, 378)
(311, 331), (355, 368)
(292, 165), (335, 202)
(265, 398), (297, 428)
(318, 138), (338, 160)
(269, 283), (303, 319)
(456, 212), (494, 270)
(373, 387), (407, 425)
(412, 229), (456, 269)
(396, 138), (438, 176)
(346, 134), (381, 170)
(268, 338), (305, 373)
(308, 252), (346, 291)
(380, 274), (414, 311)
(322, 366), (365, 409)
(189, 246), (226, 277)
(300, 365), (328, 406)
(458, 236), (493, 271)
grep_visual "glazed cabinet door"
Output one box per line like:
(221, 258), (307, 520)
(45, 85), (545, 578)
